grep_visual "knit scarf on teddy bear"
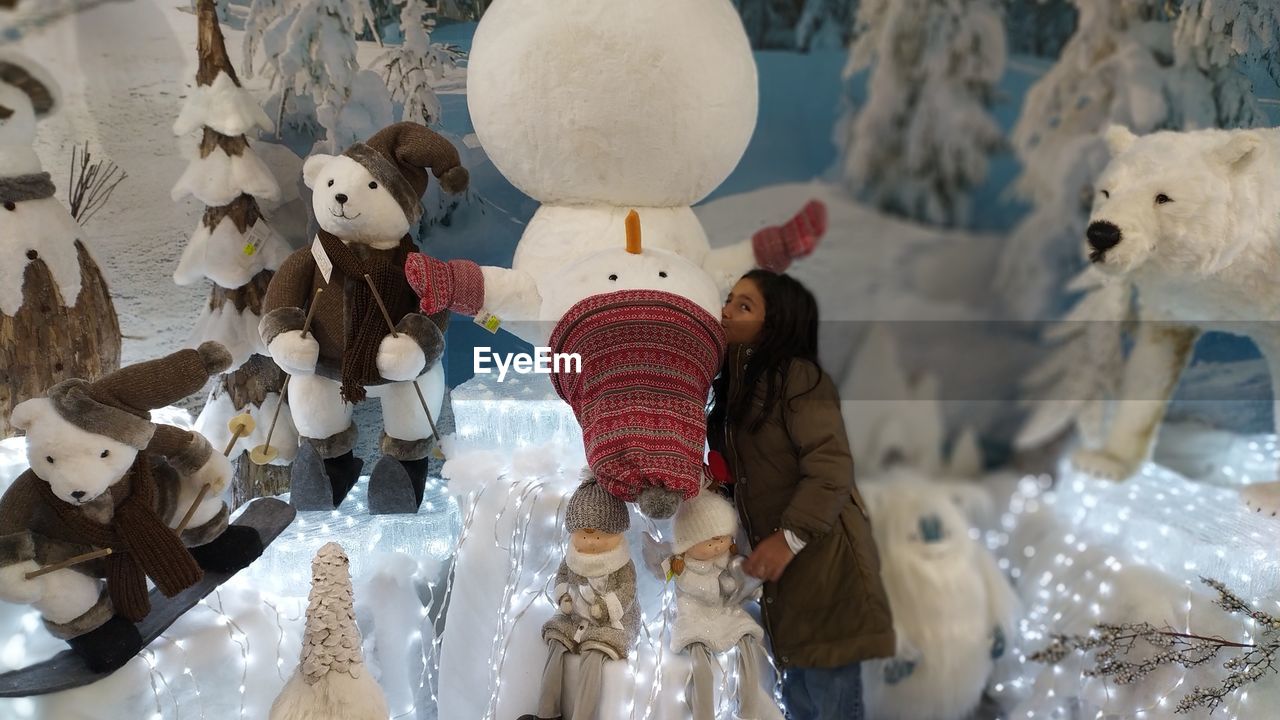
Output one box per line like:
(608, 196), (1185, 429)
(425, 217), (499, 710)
(36, 455), (203, 622)
(316, 230), (415, 403)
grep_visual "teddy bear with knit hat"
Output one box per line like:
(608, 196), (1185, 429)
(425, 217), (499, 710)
(668, 488), (784, 720)
(519, 473), (639, 720)
(0, 341), (264, 672)
(261, 121), (468, 514)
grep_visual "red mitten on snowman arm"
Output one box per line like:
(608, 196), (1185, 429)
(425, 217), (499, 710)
(752, 200), (828, 272)
(404, 253), (485, 316)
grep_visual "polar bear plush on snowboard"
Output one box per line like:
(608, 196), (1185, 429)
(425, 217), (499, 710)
(1070, 124), (1280, 514)
(0, 342), (263, 673)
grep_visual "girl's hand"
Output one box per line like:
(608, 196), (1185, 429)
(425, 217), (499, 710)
(743, 531), (795, 582)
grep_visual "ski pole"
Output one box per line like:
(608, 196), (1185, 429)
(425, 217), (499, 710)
(362, 274), (445, 459)
(251, 288), (323, 465)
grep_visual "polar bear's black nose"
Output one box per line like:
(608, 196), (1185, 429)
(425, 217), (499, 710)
(1087, 221), (1122, 254)
(334, 193), (348, 205)
(71, 490), (86, 500)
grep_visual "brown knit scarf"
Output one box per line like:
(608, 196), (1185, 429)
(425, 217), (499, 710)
(37, 455), (203, 622)
(317, 230), (414, 403)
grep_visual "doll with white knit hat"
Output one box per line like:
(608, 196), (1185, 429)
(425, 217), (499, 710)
(668, 489), (785, 720)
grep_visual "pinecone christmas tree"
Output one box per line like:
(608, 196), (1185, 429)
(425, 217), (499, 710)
(270, 542), (389, 720)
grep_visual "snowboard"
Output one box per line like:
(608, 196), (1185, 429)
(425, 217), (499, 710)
(0, 496), (297, 697)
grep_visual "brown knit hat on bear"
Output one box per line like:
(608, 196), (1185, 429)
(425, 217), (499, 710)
(342, 121), (470, 224)
(46, 341), (232, 450)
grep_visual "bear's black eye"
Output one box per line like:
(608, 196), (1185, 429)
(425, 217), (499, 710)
(327, 179), (335, 187)
(608, 274), (618, 281)
(1155, 193), (1172, 205)
(1100, 190), (1109, 199)
(368, 181), (378, 190)
(100, 449), (110, 458)
(3, 202), (15, 211)
(658, 271), (668, 278)
(45, 456), (54, 464)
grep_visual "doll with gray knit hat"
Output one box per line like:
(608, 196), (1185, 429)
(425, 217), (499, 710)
(0, 342), (264, 673)
(518, 473), (639, 720)
(668, 489), (784, 720)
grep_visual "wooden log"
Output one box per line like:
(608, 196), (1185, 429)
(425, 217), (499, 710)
(0, 241), (121, 437)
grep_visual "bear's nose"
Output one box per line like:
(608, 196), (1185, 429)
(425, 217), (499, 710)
(334, 193), (348, 205)
(71, 490), (86, 500)
(1086, 221), (1122, 254)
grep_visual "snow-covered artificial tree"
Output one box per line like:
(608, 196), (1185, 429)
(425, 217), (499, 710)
(269, 542), (389, 720)
(377, 0), (463, 126)
(1004, 0), (1077, 58)
(995, 0), (1270, 320)
(0, 53), (121, 437)
(1015, 267), (1133, 451)
(242, 0), (392, 153)
(841, 0), (1006, 228)
(172, 0), (297, 505)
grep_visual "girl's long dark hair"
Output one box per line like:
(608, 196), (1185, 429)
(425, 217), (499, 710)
(709, 270), (822, 434)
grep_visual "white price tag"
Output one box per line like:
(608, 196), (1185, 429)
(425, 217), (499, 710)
(242, 221), (274, 256)
(473, 310), (501, 334)
(311, 237), (333, 283)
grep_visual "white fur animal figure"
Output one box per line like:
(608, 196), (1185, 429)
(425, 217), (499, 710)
(408, 0), (825, 349)
(1068, 125), (1280, 513)
(860, 477), (1019, 720)
(260, 122), (467, 514)
(0, 343), (262, 673)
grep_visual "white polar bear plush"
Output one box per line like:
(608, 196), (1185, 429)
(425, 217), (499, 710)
(427, 0), (825, 350)
(260, 122), (469, 515)
(859, 475), (1020, 720)
(0, 342), (264, 673)
(1068, 125), (1280, 513)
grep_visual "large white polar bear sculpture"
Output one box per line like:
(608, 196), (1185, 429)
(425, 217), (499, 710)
(1070, 124), (1280, 514)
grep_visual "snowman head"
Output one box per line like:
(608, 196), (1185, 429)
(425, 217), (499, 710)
(0, 54), (58, 175)
(467, 0), (757, 207)
(542, 211), (723, 321)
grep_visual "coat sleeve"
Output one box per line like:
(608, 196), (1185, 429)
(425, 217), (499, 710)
(778, 361), (855, 544)
(0, 471), (40, 566)
(147, 425), (215, 477)
(259, 246), (317, 344)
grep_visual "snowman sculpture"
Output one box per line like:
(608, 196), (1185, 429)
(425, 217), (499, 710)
(406, 0), (826, 347)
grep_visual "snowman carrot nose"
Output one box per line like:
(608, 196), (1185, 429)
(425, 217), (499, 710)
(625, 210), (642, 254)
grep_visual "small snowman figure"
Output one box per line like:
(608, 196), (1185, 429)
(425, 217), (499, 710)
(520, 475), (639, 720)
(668, 490), (784, 720)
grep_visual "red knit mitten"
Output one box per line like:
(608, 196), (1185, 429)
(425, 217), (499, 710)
(752, 200), (828, 272)
(404, 253), (485, 316)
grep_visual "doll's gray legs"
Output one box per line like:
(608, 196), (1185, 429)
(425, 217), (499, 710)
(536, 639), (570, 718)
(738, 635), (785, 720)
(569, 649), (608, 719)
(687, 643), (717, 720)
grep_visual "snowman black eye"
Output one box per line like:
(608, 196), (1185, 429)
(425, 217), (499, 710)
(45, 456), (54, 464)
(327, 179), (334, 187)
(368, 181), (378, 190)
(1155, 193), (1172, 205)
(658, 271), (668, 278)
(3, 202), (15, 211)
(100, 449), (110, 458)
(1100, 190), (1109, 199)
(608, 274), (618, 281)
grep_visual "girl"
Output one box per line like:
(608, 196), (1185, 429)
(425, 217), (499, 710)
(708, 269), (894, 720)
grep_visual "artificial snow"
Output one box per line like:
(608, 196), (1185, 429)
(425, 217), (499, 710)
(170, 142), (281, 208)
(172, 70), (275, 139)
(187, 300), (267, 371)
(195, 390), (298, 466)
(0, 197), (83, 316)
(172, 214), (291, 290)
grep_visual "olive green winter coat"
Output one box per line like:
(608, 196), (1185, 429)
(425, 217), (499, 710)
(711, 346), (895, 669)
